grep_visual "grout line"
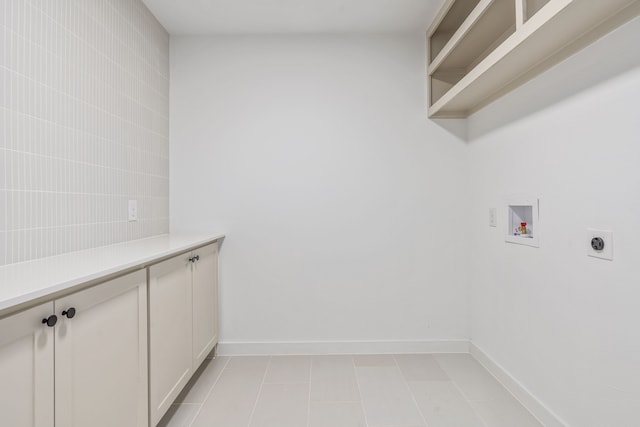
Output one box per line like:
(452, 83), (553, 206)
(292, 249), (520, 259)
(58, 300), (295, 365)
(0, 63), (169, 132)
(449, 378), (491, 427)
(245, 355), (272, 427)
(351, 355), (371, 427)
(306, 356), (312, 427)
(469, 346), (547, 426)
(0, 155), (170, 179)
(433, 354), (490, 427)
(181, 352), (538, 427)
(186, 355), (231, 427)
(393, 354), (430, 427)
(1, 9), (169, 99)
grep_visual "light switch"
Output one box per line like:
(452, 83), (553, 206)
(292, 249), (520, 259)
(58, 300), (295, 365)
(489, 208), (497, 227)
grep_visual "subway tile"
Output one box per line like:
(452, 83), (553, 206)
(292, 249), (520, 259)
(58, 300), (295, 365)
(0, 190), (5, 231)
(0, 232), (5, 265)
(0, 0), (169, 267)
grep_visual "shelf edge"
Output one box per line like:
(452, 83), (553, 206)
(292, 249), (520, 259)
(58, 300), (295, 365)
(427, 0), (575, 118)
(428, 0), (495, 75)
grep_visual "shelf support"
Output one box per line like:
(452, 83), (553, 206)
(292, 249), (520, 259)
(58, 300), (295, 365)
(515, 0), (525, 29)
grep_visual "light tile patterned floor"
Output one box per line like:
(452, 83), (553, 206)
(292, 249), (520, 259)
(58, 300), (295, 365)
(158, 353), (543, 427)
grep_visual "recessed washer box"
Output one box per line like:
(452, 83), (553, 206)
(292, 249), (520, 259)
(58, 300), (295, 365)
(505, 197), (539, 248)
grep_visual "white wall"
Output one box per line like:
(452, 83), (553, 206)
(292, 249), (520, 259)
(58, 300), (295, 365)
(0, 0), (170, 266)
(467, 18), (640, 427)
(170, 35), (469, 352)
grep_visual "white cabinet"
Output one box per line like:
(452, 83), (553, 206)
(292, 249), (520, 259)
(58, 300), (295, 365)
(55, 271), (148, 427)
(149, 252), (193, 425)
(149, 243), (219, 426)
(0, 302), (55, 427)
(0, 271), (148, 427)
(427, 0), (640, 117)
(192, 243), (219, 367)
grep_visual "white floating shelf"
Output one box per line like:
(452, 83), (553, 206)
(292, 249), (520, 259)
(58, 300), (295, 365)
(427, 0), (640, 118)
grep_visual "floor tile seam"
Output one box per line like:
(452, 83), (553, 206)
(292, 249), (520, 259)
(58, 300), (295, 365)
(465, 394), (546, 425)
(306, 356), (312, 427)
(430, 354), (452, 377)
(366, 424), (429, 427)
(446, 372), (491, 427)
(186, 355), (232, 427)
(351, 355), (372, 427)
(263, 380), (310, 385)
(391, 354), (411, 383)
(466, 396), (504, 402)
(389, 354), (401, 369)
(246, 355), (273, 427)
(429, 354), (493, 427)
(433, 353), (501, 427)
(393, 357), (429, 427)
(178, 360), (228, 405)
(468, 351), (546, 426)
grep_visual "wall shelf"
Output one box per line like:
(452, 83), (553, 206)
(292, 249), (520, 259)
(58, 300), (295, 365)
(430, 0), (481, 61)
(524, 0), (552, 23)
(427, 0), (640, 118)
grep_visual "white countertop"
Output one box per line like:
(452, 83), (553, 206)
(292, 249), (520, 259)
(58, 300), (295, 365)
(0, 232), (225, 317)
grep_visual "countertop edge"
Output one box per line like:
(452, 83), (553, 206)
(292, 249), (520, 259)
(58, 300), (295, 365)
(0, 233), (225, 318)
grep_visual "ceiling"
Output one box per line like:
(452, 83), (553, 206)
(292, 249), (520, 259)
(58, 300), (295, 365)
(142, 0), (445, 35)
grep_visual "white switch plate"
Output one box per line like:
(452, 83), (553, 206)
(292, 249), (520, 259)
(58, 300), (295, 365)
(128, 200), (138, 222)
(587, 228), (612, 260)
(489, 208), (497, 227)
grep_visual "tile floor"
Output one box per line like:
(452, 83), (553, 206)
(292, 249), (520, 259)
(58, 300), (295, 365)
(158, 353), (543, 427)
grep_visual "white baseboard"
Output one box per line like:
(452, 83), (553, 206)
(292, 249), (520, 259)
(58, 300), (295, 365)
(217, 339), (470, 356)
(470, 342), (568, 427)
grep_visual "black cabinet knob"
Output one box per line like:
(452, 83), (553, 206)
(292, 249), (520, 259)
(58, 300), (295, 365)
(189, 255), (200, 263)
(42, 315), (57, 327)
(62, 307), (76, 319)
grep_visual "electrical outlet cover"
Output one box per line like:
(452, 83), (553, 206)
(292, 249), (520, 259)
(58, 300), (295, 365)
(128, 200), (138, 222)
(587, 229), (613, 260)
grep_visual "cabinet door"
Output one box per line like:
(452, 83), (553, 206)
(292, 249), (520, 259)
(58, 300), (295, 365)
(192, 243), (219, 367)
(0, 302), (54, 427)
(149, 254), (193, 426)
(54, 271), (148, 427)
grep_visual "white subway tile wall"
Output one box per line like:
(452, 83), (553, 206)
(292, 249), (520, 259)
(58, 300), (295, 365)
(0, 0), (170, 266)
